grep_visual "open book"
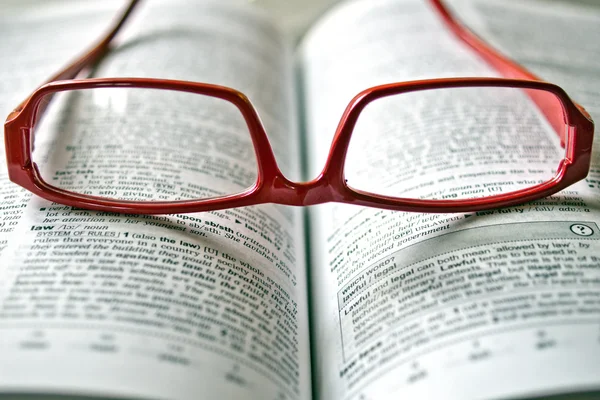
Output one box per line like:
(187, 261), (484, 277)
(1, 0), (599, 399)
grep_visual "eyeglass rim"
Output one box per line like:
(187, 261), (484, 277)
(4, 76), (594, 214)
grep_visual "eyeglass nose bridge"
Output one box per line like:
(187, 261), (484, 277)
(260, 173), (347, 207)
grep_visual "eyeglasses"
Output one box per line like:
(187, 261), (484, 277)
(4, 0), (594, 215)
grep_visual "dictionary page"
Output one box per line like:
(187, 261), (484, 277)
(300, 0), (600, 399)
(448, 0), (600, 187)
(0, 2), (120, 262)
(0, 2), (310, 400)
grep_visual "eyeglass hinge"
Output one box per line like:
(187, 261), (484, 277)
(565, 125), (576, 162)
(20, 127), (32, 169)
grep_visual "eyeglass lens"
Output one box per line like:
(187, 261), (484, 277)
(345, 86), (566, 200)
(31, 87), (258, 202)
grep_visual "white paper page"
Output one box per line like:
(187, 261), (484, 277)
(448, 0), (600, 187)
(0, 2), (121, 258)
(299, 0), (600, 399)
(0, 2), (310, 400)
(449, 0), (600, 119)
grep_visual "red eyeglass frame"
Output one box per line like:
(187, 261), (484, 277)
(4, 0), (594, 215)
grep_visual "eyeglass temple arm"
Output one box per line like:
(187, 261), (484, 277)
(430, 0), (593, 147)
(10, 0), (140, 120)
